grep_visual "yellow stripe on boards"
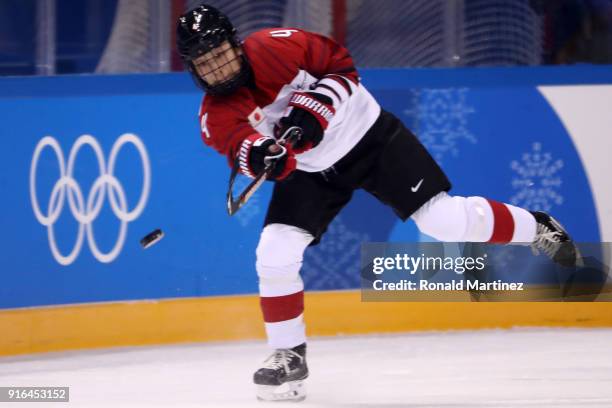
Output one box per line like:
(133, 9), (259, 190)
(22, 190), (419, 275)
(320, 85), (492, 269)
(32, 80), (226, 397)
(1, 291), (611, 356)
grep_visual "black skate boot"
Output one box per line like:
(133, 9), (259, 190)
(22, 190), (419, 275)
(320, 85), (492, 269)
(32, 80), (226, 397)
(253, 343), (308, 402)
(530, 211), (580, 267)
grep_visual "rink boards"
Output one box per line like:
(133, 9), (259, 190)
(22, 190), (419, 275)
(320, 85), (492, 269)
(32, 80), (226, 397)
(3, 294), (612, 355)
(1, 66), (612, 355)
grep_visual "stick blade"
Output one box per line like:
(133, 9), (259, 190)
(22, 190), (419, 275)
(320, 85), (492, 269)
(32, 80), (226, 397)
(227, 169), (268, 216)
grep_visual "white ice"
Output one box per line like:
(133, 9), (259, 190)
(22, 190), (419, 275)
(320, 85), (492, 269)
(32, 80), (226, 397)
(1, 328), (611, 407)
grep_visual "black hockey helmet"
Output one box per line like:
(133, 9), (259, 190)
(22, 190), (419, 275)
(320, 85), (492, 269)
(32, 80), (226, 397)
(176, 4), (251, 95)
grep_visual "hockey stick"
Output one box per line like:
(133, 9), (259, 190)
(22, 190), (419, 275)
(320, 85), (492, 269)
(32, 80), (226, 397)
(226, 126), (302, 216)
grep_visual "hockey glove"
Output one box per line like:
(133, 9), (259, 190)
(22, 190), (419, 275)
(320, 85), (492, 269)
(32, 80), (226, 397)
(277, 91), (335, 153)
(237, 134), (296, 180)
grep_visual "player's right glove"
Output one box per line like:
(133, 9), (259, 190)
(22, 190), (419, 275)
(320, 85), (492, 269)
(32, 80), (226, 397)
(237, 134), (296, 180)
(277, 91), (335, 153)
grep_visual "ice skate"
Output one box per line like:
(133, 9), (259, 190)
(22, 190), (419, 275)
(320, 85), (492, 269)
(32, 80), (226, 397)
(530, 211), (580, 267)
(253, 343), (308, 402)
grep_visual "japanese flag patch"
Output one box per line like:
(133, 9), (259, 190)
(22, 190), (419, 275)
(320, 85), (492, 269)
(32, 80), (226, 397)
(248, 107), (265, 128)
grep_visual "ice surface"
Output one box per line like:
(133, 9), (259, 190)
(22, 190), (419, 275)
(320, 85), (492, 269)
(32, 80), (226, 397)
(1, 328), (611, 407)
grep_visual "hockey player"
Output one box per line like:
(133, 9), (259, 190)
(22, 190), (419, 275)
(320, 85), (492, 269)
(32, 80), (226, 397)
(176, 4), (579, 402)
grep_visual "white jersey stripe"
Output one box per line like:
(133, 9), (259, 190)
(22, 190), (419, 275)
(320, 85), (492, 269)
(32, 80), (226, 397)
(316, 77), (349, 103)
(310, 85), (340, 107)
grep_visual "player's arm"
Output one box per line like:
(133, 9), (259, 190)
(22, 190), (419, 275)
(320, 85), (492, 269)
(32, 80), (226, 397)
(199, 95), (296, 180)
(276, 30), (359, 152)
(301, 31), (359, 104)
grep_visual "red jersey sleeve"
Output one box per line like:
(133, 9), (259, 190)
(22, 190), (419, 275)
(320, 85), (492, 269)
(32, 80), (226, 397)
(300, 31), (358, 82)
(198, 87), (260, 167)
(305, 33), (359, 108)
(298, 30), (359, 107)
(245, 29), (359, 108)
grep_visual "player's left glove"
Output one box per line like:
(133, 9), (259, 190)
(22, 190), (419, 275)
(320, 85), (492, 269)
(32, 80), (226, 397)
(277, 91), (335, 153)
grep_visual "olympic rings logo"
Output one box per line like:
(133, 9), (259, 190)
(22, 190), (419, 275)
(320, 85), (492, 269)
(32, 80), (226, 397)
(29, 134), (151, 266)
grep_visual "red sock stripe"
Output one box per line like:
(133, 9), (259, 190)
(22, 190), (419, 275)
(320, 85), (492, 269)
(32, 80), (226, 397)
(260, 291), (304, 323)
(486, 199), (515, 243)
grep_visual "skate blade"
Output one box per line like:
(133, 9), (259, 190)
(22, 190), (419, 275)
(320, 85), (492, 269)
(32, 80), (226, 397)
(256, 380), (306, 402)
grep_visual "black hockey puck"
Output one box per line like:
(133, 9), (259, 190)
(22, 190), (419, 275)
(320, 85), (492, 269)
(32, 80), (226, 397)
(140, 229), (164, 249)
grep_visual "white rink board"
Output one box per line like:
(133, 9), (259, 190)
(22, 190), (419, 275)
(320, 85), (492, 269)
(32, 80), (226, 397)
(1, 328), (611, 407)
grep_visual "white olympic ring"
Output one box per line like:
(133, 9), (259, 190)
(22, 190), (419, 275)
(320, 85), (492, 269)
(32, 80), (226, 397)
(29, 134), (151, 265)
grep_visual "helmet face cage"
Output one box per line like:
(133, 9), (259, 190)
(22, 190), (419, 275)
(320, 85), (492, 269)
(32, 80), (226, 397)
(177, 5), (251, 96)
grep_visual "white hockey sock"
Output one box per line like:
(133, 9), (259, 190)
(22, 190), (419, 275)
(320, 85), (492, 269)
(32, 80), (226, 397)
(256, 224), (313, 349)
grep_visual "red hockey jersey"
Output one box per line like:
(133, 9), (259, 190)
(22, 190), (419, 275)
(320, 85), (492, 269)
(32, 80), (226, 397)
(198, 28), (380, 172)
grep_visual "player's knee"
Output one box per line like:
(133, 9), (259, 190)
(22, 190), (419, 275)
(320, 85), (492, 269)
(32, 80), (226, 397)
(412, 193), (469, 241)
(463, 196), (492, 241)
(256, 224), (313, 277)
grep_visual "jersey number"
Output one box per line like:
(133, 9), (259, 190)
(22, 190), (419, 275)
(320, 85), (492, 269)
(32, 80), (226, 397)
(270, 29), (298, 38)
(201, 113), (210, 139)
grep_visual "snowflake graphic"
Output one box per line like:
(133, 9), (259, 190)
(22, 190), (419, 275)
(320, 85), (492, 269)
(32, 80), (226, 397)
(403, 88), (476, 163)
(233, 175), (262, 227)
(486, 245), (543, 283)
(510, 142), (564, 212)
(301, 216), (369, 290)
(486, 246), (515, 271)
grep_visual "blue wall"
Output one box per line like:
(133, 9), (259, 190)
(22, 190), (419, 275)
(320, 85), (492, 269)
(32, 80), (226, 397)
(0, 66), (609, 309)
